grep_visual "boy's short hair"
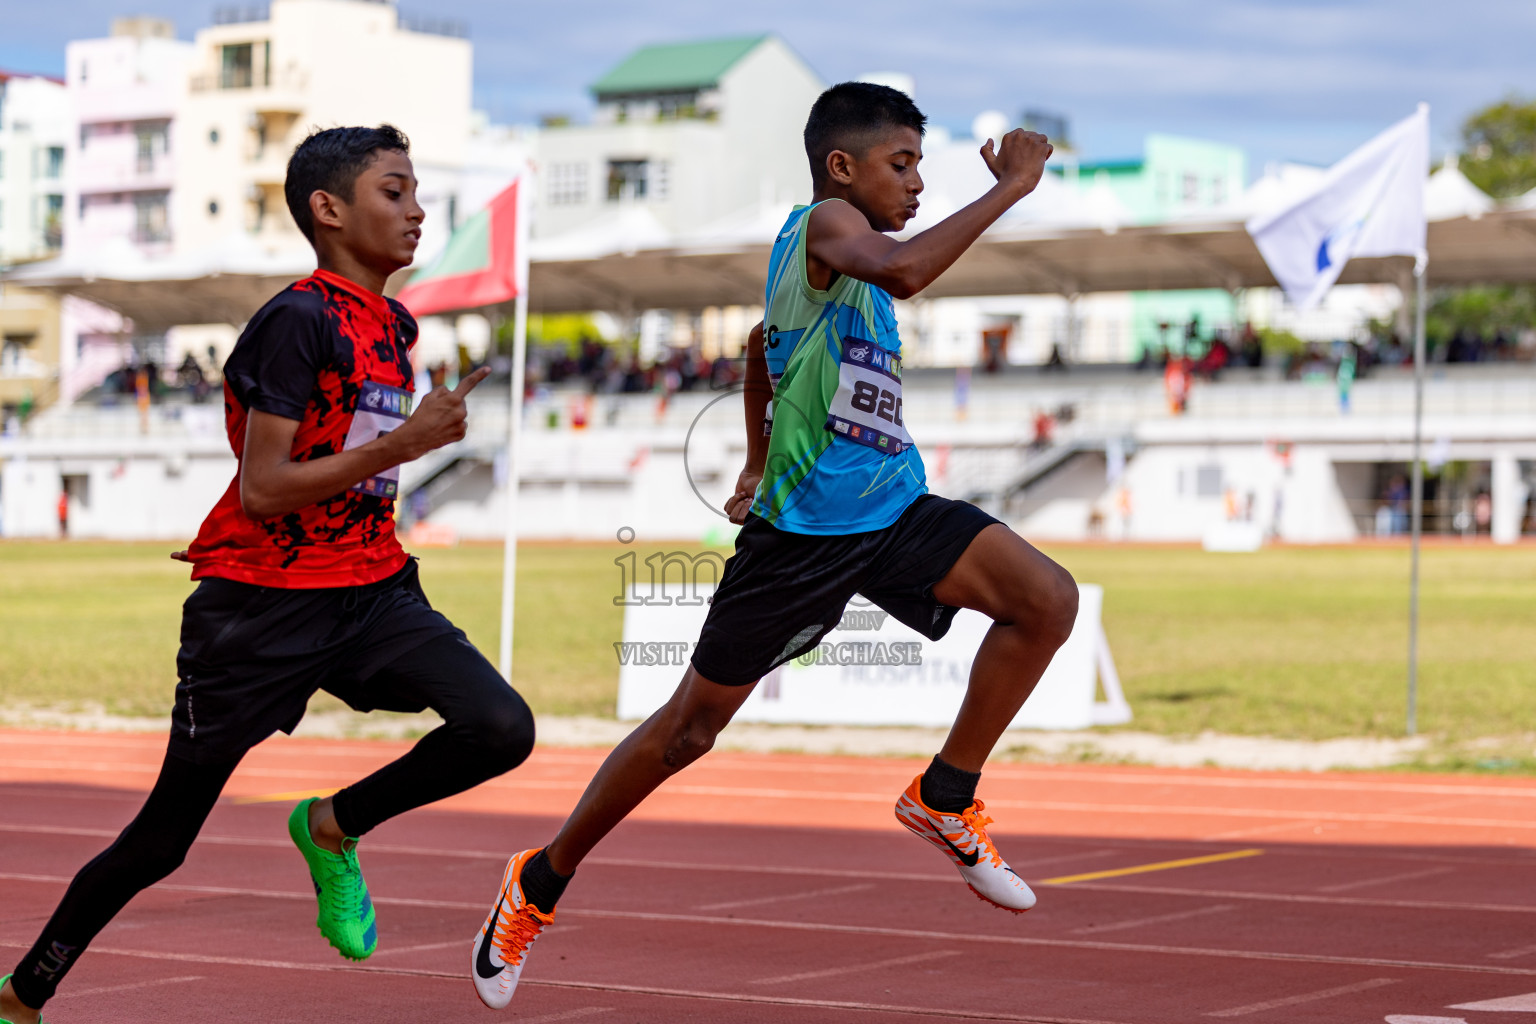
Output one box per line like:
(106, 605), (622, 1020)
(284, 124), (410, 243)
(803, 82), (927, 184)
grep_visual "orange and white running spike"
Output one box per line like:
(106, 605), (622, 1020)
(471, 848), (555, 1009)
(895, 774), (1036, 912)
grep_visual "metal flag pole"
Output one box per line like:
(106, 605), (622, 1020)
(498, 172), (531, 679)
(1406, 256), (1427, 736)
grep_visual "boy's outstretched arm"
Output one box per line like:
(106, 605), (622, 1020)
(240, 366), (490, 520)
(725, 321), (769, 525)
(808, 129), (1053, 299)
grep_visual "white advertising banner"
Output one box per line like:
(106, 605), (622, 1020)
(615, 583), (1129, 730)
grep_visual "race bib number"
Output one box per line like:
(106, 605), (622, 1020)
(826, 340), (912, 455)
(343, 380), (413, 498)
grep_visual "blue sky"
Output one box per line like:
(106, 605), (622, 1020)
(4, 0), (1533, 173)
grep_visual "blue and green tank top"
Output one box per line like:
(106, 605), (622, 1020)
(750, 200), (927, 534)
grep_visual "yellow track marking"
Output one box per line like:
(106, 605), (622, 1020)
(230, 788), (338, 805)
(1041, 848), (1264, 885)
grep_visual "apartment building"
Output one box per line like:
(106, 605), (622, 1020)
(175, 0), (473, 259)
(64, 19), (194, 261)
(0, 71), (69, 420)
(535, 35), (825, 241)
(0, 71), (68, 264)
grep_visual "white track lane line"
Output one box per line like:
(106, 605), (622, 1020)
(0, 939), (1128, 1024)
(1205, 977), (1400, 1017)
(5, 884), (1535, 979)
(4, 863), (1534, 917)
(1071, 903), (1235, 935)
(1317, 866), (1454, 893)
(1488, 944), (1536, 960)
(749, 949), (962, 986)
(47, 975), (203, 1000)
(510, 1008), (613, 1023)
(696, 882), (874, 911)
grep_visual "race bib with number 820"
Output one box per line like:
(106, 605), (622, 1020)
(826, 340), (913, 455)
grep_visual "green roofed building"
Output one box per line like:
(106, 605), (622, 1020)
(1053, 135), (1249, 357)
(590, 35), (768, 105)
(535, 35), (825, 242)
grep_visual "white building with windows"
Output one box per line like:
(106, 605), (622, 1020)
(534, 35), (825, 241)
(174, 0), (473, 260)
(0, 70), (68, 264)
(64, 19), (193, 263)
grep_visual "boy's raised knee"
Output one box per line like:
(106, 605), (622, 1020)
(1038, 565), (1079, 648)
(463, 688), (536, 772)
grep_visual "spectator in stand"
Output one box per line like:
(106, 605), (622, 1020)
(1164, 353), (1191, 414)
(709, 355), (739, 389)
(1239, 323), (1264, 368)
(1380, 332), (1407, 366)
(1195, 331), (1231, 380)
(1386, 474), (1410, 534)
(1474, 491), (1493, 534)
(1030, 409), (1055, 451)
(1337, 345), (1356, 414)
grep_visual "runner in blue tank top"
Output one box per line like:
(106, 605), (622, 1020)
(470, 83), (1079, 1007)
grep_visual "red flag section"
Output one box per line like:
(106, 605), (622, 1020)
(396, 180), (520, 316)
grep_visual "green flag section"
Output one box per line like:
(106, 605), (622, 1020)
(397, 180), (520, 316)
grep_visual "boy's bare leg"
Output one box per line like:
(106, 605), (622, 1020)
(544, 668), (757, 876)
(930, 524), (1079, 772)
(0, 978), (40, 1024)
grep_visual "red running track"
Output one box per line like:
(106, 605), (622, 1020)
(3, 728), (1536, 1023)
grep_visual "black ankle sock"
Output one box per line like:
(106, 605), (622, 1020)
(519, 849), (572, 914)
(920, 755), (981, 813)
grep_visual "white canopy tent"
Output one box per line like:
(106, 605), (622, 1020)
(8, 161), (1534, 326)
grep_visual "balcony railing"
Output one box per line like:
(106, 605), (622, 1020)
(212, 4), (268, 24)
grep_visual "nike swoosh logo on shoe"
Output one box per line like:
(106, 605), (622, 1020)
(475, 895), (508, 980)
(931, 824), (980, 867)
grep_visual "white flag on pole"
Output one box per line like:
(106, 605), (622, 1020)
(1247, 104), (1429, 311)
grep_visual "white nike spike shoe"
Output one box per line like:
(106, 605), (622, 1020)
(472, 848), (555, 1009)
(895, 774), (1036, 913)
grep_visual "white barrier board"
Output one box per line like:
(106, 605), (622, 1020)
(615, 583), (1129, 730)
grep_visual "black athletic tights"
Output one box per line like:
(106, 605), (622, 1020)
(8, 633), (534, 1011)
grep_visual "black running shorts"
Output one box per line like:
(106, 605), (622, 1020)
(691, 494), (1002, 686)
(170, 557), (462, 763)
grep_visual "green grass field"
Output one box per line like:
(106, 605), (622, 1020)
(1, 540), (1532, 763)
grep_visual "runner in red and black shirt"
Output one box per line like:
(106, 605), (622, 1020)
(3, 126), (535, 1023)
(188, 267), (421, 587)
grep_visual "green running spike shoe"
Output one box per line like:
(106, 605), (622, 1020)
(287, 798), (377, 961)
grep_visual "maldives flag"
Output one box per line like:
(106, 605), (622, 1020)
(397, 179), (521, 316)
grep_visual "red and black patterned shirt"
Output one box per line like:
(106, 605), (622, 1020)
(187, 269), (416, 588)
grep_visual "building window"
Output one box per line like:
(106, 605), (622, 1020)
(606, 159), (648, 202)
(209, 127), (220, 145)
(136, 123), (169, 173)
(1, 335), (36, 376)
(1211, 176), (1226, 206)
(134, 193), (170, 244)
(208, 199), (220, 217)
(651, 161), (670, 201)
(548, 162), (588, 206)
(220, 43), (254, 89)
(42, 195), (63, 248)
(45, 147), (63, 179)
(1181, 172), (1199, 204)
(656, 92), (699, 120)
